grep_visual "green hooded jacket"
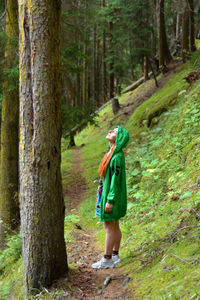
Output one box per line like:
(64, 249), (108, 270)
(100, 126), (130, 222)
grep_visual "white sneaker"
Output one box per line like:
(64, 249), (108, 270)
(91, 257), (115, 269)
(112, 255), (122, 265)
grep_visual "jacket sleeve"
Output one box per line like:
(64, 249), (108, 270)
(107, 155), (122, 204)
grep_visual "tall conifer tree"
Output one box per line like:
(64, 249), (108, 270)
(0, 0), (19, 246)
(18, 0), (68, 296)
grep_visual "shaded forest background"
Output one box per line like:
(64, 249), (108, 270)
(0, 0), (200, 136)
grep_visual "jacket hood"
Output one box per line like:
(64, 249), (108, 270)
(113, 126), (130, 154)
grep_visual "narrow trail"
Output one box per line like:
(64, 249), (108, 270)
(52, 148), (131, 299)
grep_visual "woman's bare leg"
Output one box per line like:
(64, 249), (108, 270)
(113, 221), (122, 251)
(104, 221), (122, 255)
(104, 221), (116, 255)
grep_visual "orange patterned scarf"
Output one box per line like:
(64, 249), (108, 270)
(98, 145), (115, 178)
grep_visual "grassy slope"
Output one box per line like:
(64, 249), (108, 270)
(0, 44), (200, 299)
(75, 47), (200, 299)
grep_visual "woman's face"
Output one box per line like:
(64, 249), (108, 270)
(106, 128), (118, 143)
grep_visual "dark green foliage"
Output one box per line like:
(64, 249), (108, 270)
(61, 101), (99, 142)
(99, 0), (154, 83)
(0, 232), (22, 276)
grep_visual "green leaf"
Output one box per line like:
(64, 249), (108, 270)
(180, 191), (193, 200)
(131, 169), (140, 176)
(127, 202), (135, 210)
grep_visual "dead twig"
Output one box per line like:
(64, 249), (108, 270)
(0, 11), (5, 21)
(176, 224), (200, 233)
(171, 254), (191, 264)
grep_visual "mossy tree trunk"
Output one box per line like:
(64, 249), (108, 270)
(18, 0), (68, 296)
(0, 0), (19, 247)
(182, 0), (190, 62)
(157, 0), (172, 70)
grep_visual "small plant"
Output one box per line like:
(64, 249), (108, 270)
(0, 232), (22, 275)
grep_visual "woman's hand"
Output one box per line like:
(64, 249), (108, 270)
(105, 203), (113, 213)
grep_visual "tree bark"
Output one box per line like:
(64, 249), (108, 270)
(102, 0), (107, 103)
(182, 0), (190, 62)
(109, 20), (114, 99)
(112, 97), (120, 115)
(93, 23), (100, 107)
(144, 56), (149, 82)
(188, 0), (196, 52)
(18, 0), (68, 296)
(157, 0), (172, 70)
(176, 13), (180, 40)
(82, 42), (89, 109)
(0, 0), (19, 246)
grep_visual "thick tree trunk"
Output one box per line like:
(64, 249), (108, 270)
(182, 0), (190, 62)
(18, 0), (68, 296)
(0, 0), (19, 246)
(188, 0), (196, 52)
(157, 0), (172, 70)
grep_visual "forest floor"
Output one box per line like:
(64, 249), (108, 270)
(52, 148), (131, 300)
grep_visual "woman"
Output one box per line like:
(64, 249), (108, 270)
(92, 125), (130, 269)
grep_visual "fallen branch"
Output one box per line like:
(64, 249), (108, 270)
(171, 254), (191, 264)
(121, 72), (153, 94)
(176, 224), (200, 233)
(103, 274), (129, 289)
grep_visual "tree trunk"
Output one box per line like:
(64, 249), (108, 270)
(112, 97), (120, 115)
(82, 42), (89, 109)
(176, 13), (180, 40)
(188, 0), (196, 52)
(182, 0), (190, 62)
(144, 56), (149, 82)
(0, 0), (19, 246)
(93, 23), (100, 107)
(18, 0), (68, 296)
(157, 0), (172, 70)
(102, 0), (107, 103)
(109, 20), (114, 99)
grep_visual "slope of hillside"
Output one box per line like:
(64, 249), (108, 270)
(0, 46), (200, 299)
(73, 47), (200, 299)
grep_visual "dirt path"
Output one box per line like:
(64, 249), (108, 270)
(52, 148), (131, 299)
